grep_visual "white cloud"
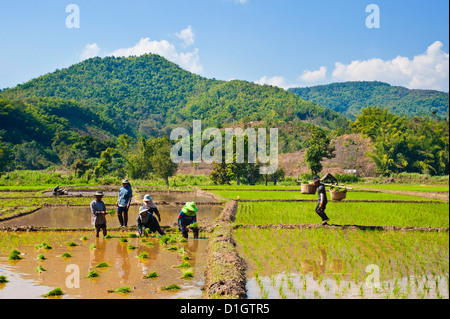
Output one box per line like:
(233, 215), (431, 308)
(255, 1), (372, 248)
(299, 66), (327, 83)
(174, 25), (195, 47)
(331, 41), (449, 91)
(255, 75), (287, 89)
(81, 43), (101, 60)
(107, 37), (203, 74)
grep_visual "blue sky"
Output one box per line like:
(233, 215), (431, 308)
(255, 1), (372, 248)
(0, 0), (448, 91)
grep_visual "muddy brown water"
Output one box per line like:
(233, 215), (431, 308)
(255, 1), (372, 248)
(42, 191), (217, 203)
(0, 205), (223, 228)
(0, 233), (208, 299)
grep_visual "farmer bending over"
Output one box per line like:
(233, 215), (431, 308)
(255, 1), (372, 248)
(90, 191), (108, 237)
(137, 206), (166, 237)
(177, 202), (199, 239)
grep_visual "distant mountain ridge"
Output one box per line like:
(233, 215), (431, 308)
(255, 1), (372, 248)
(288, 81), (449, 119)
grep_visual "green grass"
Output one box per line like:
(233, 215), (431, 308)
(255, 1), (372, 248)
(236, 201), (449, 228)
(352, 184), (449, 193)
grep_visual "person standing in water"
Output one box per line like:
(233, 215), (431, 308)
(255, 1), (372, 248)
(137, 195), (165, 236)
(117, 179), (132, 227)
(90, 191), (108, 237)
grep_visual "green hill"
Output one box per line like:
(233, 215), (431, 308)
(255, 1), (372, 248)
(288, 81), (449, 119)
(0, 54), (347, 137)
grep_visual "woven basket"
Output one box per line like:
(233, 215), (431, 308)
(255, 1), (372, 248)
(330, 189), (347, 201)
(301, 183), (317, 194)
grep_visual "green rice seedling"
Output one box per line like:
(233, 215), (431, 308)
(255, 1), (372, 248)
(104, 234), (113, 239)
(61, 252), (72, 258)
(36, 254), (46, 260)
(95, 262), (109, 268)
(144, 271), (158, 279)
(128, 232), (138, 238)
(43, 287), (63, 298)
(66, 241), (77, 247)
(161, 284), (181, 291)
(168, 237), (178, 244)
(89, 243), (96, 249)
(80, 236), (88, 241)
(178, 248), (187, 254)
(35, 265), (47, 272)
(146, 241), (154, 246)
(167, 245), (178, 251)
(138, 252), (149, 259)
(35, 242), (52, 250)
(119, 238), (128, 243)
(107, 209), (115, 216)
(180, 237), (187, 243)
(127, 244), (137, 250)
(181, 270), (194, 279)
(8, 249), (22, 260)
(160, 235), (170, 245)
(176, 262), (191, 268)
(0, 275), (9, 283)
(108, 286), (131, 294)
(86, 270), (99, 278)
(182, 254), (190, 261)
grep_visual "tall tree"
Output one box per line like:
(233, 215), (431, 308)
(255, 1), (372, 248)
(304, 126), (336, 176)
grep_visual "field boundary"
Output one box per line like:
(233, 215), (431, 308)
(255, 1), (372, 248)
(234, 199), (446, 204)
(233, 224), (449, 233)
(203, 200), (248, 299)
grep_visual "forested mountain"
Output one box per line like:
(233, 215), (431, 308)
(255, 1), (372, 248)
(0, 54), (348, 170)
(0, 54), (347, 138)
(288, 81), (449, 119)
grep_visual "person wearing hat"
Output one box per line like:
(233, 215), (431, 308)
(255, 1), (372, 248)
(90, 191), (108, 237)
(177, 202), (199, 239)
(313, 176), (330, 225)
(137, 204), (165, 237)
(117, 179), (133, 227)
(52, 185), (60, 196)
(142, 194), (162, 223)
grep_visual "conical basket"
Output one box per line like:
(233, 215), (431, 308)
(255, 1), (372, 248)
(301, 183), (317, 194)
(330, 189), (347, 201)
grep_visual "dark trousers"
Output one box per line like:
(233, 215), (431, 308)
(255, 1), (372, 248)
(139, 216), (165, 236)
(315, 204), (329, 221)
(118, 206), (129, 227)
(178, 222), (199, 239)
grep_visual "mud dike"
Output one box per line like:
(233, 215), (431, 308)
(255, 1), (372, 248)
(203, 200), (248, 299)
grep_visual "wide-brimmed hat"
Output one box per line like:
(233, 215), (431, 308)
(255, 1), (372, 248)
(94, 191), (104, 197)
(143, 194), (152, 202)
(122, 179), (129, 184)
(139, 206), (150, 215)
(182, 202), (198, 216)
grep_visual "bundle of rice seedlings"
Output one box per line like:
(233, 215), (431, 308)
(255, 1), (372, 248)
(181, 270), (194, 279)
(61, 252), (72, 258)
(86, 270), (99, 278)
(8, 249), (22, 260)
(144, 271), (158, 279)
(43, 287), (63, 298)
(108, 286), (131, 293)
(161, 284), (181, 291)
(95, 262), (109, 268)
(138, 252), (149, 259)
(35, 265), (47, 273)
(0, 275), (9, 283)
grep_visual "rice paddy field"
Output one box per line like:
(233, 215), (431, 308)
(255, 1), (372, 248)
(0, 183), (448, 299)
(225, 185), (449, 299)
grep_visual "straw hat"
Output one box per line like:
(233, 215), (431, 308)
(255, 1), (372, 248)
(143, 194), (152, 202)
(94, 191), (104, 197)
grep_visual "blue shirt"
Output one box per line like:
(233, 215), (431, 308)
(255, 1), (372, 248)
(117, 185), (132, 207)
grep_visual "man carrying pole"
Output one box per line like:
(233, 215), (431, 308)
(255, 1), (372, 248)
(313, 173), (336, 225)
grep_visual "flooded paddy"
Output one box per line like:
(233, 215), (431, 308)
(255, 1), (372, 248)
(41, 190), (217, 203)
(0, 231), (208, 299)
(0, 205), (223, 228)
(235, 228), (449, 299)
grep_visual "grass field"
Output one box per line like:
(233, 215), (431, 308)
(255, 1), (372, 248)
(236, 201), (449, 228)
